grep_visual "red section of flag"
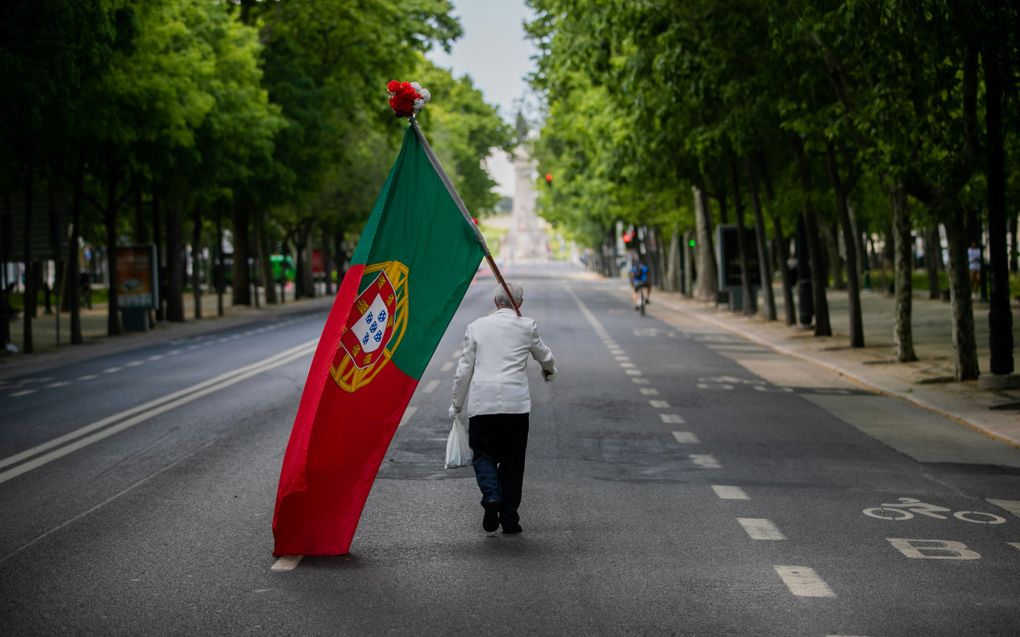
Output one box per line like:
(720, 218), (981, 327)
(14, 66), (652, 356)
(272, 264), (416, 556)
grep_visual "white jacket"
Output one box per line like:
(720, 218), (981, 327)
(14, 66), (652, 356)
(450, 308), (556, 419)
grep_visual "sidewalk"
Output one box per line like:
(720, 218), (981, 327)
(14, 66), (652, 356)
(0, 288), (334, 381)
(634, 282), (1020, 449)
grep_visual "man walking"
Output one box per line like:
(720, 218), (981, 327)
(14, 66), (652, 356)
(450, 282), (556, 535)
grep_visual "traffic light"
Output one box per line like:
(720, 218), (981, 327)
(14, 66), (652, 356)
(622, 230), (634, 246)
(688, 238), (697, 248)
(544, 173), (553, 187)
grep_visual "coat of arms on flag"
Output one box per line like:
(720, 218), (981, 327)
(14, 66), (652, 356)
(330, 261), (409, 393)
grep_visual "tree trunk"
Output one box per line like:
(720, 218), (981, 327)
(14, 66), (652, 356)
(756, 153), (795, 325)
(791, 136), (831, 336)
(232, 199), (251, 306)
(665, 225), (681, 293)
(0, 195), (11, 348)
(257, 208), (276, 305)
(944, 206), (980, 380)
(22, 160), (35, 352)
(692, 183), (718, 302)
(104, 162), (121, 337)
(891, 185), (917, 362)
(1009, 211), (1017, 274)
(924, 226), (942, 300)
(166, 201), (184, 322)
(983, 45), (1013, 376)
(215, 206), (224, 316)
(322, 228), (333, 295)
(825, 142), (864, 347)
(294, 235), (305, 301)
(728, 156), (756, 315)
(191, 206), (202, 320)
(67, 150), (84, 344)
(746, 157), (776, 321)
(152, 189), (164, 322)
(682, 230), (694, 297)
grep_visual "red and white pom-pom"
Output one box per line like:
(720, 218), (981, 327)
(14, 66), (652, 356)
(387, 80), (431, 118)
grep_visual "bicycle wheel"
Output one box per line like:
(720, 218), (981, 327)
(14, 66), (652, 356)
(953, 511), (1006, 524)
(862, 507), (913, 521)
(640, 289), (646, 316)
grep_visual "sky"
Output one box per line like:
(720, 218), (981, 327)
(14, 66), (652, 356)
(427, 0), (539, 197)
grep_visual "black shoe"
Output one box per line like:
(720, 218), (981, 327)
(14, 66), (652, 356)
(482, 500), (501, 533)
(501, 523), (523, 535)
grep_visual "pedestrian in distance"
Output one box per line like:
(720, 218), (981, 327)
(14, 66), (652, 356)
(629, 256), (651, 310)
(967, 240), (982, 297)
(450, 282), (556, 535)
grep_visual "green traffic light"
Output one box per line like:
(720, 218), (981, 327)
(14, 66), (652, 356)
(688, 239), (696, 248)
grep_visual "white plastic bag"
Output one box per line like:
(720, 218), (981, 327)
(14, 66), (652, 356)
(445, 415), (472, 469)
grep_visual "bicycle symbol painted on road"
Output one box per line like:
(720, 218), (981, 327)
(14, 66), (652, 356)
(862, 497), (1006, 525)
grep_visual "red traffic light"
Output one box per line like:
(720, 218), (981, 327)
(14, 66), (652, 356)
(544, 173), (553, 186)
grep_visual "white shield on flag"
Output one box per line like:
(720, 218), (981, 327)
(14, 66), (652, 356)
(351, 294), (389, 354)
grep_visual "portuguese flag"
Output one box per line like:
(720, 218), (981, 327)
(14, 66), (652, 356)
(272, 123), (485, 556)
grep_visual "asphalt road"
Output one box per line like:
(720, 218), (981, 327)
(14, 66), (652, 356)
(1, 263), (1018, 636)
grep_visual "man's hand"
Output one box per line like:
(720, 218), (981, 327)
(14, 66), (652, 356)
(541, 369), (554, 382)
(448, 404), (460, 419)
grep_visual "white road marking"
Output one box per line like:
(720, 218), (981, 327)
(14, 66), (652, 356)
(697, 383), (709, 389)
(271, 556), (303, 572)
(186, 345), (200, 351)
(671, 431), (700, 444)
(986, 499), (1020, 519)
(46, 381), (70, 388)
(125, 361), (143, 367)
(399, 407), (418, 428)
(423, 380), (441, 394)
(738, 518), (787, 540)
(711, 485), (749, 500)
(169, 349), (183, 355)
(620, 362), (635, 368)
(639, 388), (659, 395)
(631, 378), (650, 384)
(649, 400), (669, 408)
(1008, 542), (1020, 552)
(660, 414), (684, 424)
(690, 454), (721, 469)
(102, 367), (122, 374)
(887, 538), (981, 560)
(441, 361), (455, 372)
(625, 370), (642, 376)
(615, 356), (630, 361)
(77, 375), (97, 381)
(0, 340), (317, 483)
(10, 390), (36, 397)
(773, 566), (835, 598)
(147, 355), (163, 361)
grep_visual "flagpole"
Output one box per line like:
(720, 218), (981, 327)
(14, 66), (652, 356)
(409, 117), (522, 317)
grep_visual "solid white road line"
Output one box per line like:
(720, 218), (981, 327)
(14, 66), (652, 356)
(671, 431), (700, 444)
(271, 556), (303, 572)
(423, 379), (441, 394)
(399, 406), (418, 428)
(639, 388), (659, 395)
(690, 454), (721, 469)
(660, 414), (684, 424)
(10, 390), (36, 397)
(774, 565), (835, 598)
(738, 518), (787, 540)
(0, 341), (317, 483)
(711, 485), (749, 500)
(649, 400), (669, 408)
(987, 499), (1020, 518)
(441, 361), (455, 372)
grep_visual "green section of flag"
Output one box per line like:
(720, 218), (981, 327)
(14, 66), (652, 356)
(350, 126), (485, 379)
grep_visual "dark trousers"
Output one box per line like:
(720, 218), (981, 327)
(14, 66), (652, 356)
(468, 413), (530, 526)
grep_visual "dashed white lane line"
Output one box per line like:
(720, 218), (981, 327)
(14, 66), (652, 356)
(423, 379), (441, 394)
(697, 383), (709, 389)
(738, 518), (787, 541)
(711, 485), (749, 500)
(639, 388), (659, 395)
(77, 375), (97, 381)
(987, 499), (1020, 518)
(125, 361), (143, 367)
(614, 356), (629, 361)
(168, 349), (183, 355)
(625, 370), (642, 376)
(671, 431), (700, 444)
(440, 361), (455, 372)
(649, 400), (669, 408)
(46, 381), (70, 388)
(147, 355), (163, 361)
(660, 414), (684, 424)
(399, 406), (418, 428)
(10, 390), (36, 397)
(619, 362), (635, 368)
(186, 345), (200, 351)
(102, 367), (122, 374)
(690, 454), (721, 469)
(632, 378), (650, 385)
(271, 556), (303, 572)
(774, 566), (835, 598)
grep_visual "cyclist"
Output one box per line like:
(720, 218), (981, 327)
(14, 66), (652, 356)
(629, 256), (651, 310)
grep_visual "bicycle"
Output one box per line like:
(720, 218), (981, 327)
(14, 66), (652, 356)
(862, 497), (1006, 524)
